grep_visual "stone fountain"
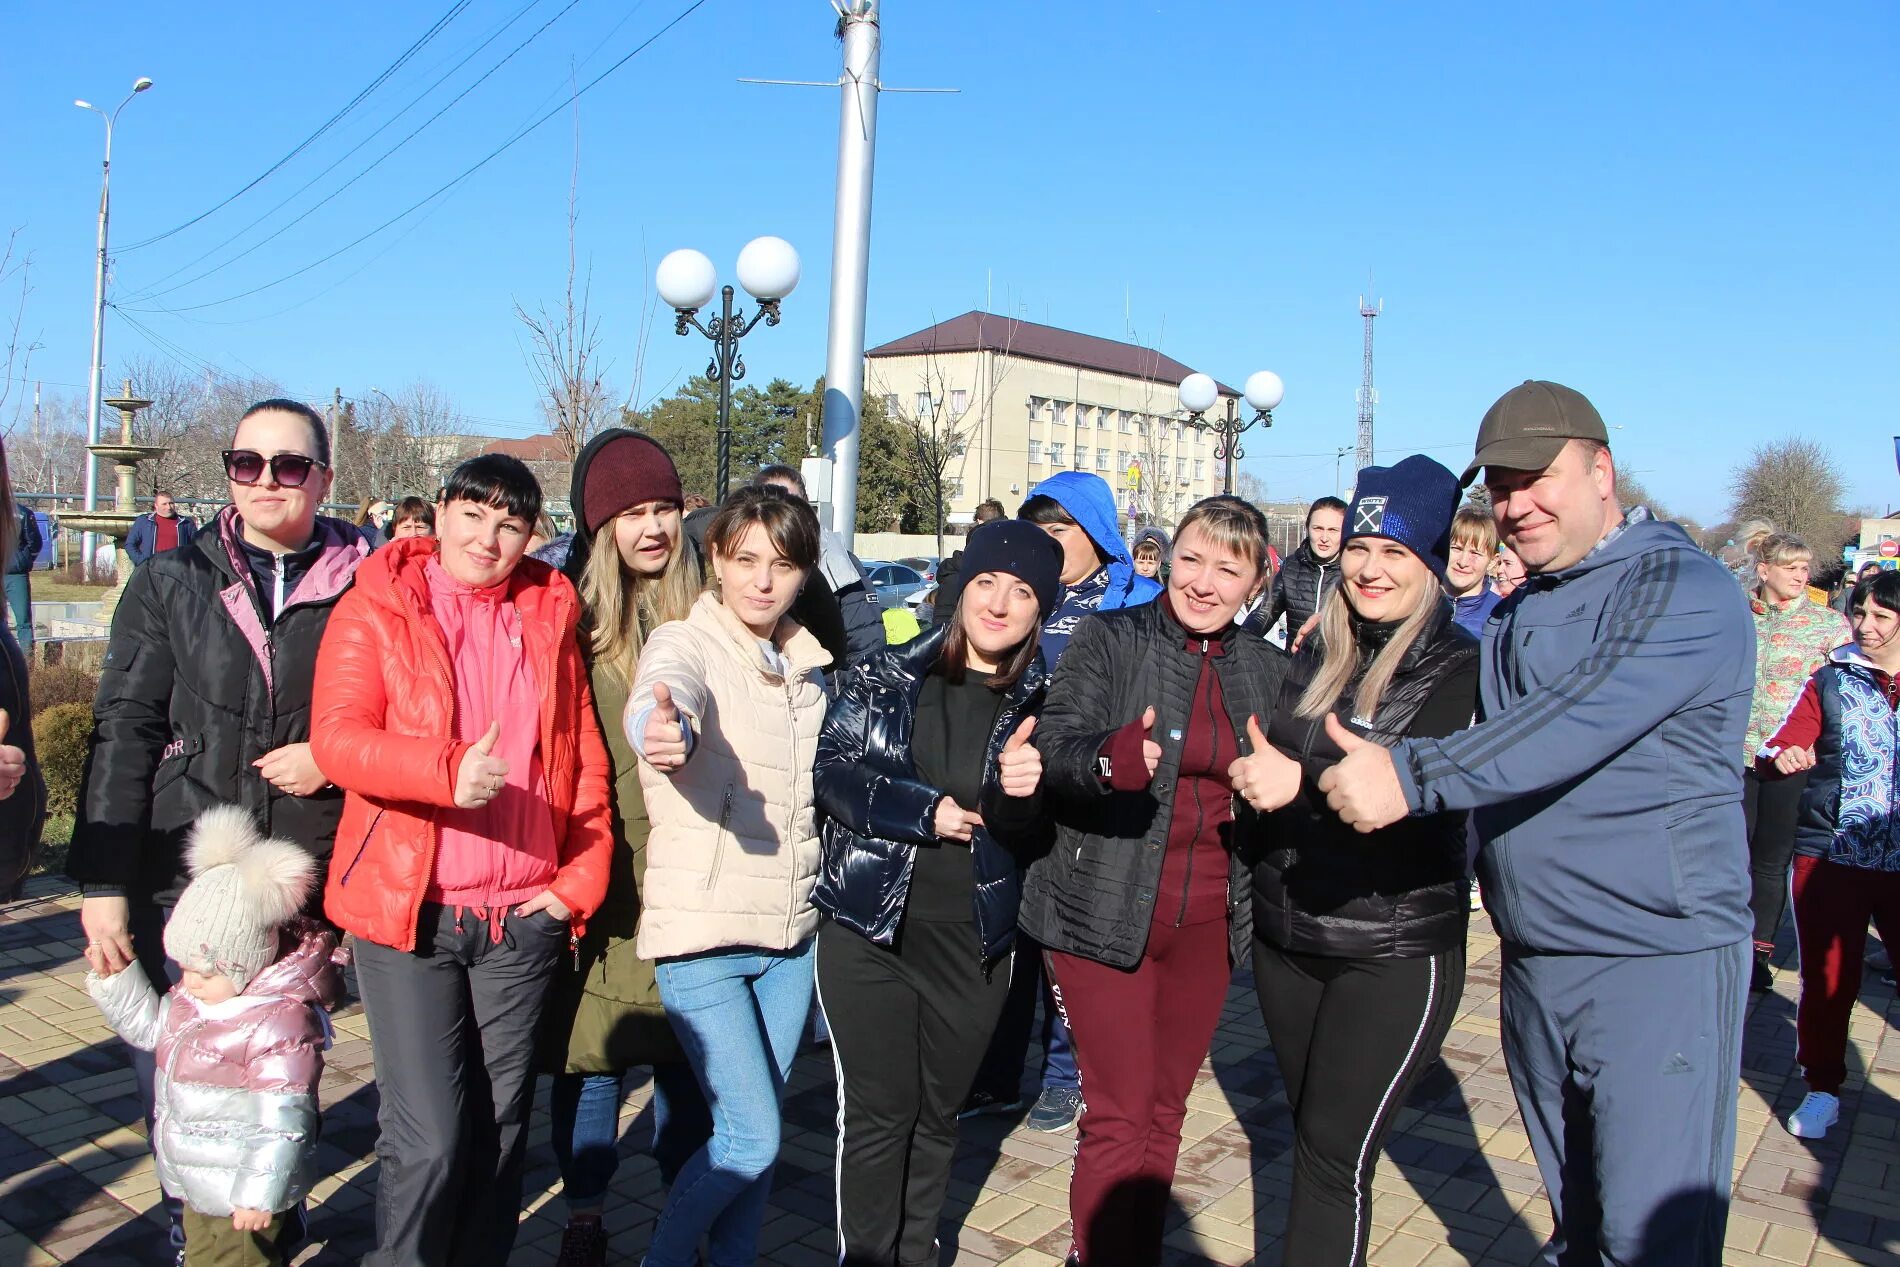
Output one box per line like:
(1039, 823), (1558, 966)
(57, 380), (169, 621)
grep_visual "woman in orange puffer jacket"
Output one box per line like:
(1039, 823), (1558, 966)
(312, 455), (611, 1267)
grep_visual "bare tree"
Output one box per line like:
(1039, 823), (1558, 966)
(516, 84), (611, 467)
(4, 389), (87, 500)
(1, 229), (42, 435)
(1728, 437), (1849, 557)
(870, 316), (1022, 557)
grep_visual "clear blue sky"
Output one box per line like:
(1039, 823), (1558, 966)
(5, 1), (1895, 524)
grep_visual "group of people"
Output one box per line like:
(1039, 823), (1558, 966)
(0, 372), (1879, 1267)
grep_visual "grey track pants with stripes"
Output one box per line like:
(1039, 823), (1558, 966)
(1500, 938), (1748, 1267)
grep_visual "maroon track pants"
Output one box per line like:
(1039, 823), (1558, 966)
(1791, 854), (1900, 1094)
(1045, 918), (1232, 1267)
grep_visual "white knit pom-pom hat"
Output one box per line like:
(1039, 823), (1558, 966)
(162, 806), (316, 991)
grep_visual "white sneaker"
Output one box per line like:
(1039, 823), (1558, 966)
(1785, 1091), (1840, 1139)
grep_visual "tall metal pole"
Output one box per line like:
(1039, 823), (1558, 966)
(80, 115), (114, 575)
(819, 0), (881, 547)
(1222, 397), (1238, 495)
(714, 285), (737, 499)
(1355, 295), (1380, 474)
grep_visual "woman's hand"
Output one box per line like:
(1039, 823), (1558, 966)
(1227, 717), (1303, 812)
(996, 717), (1042, 798)
(0, 710), (25, 801)
(933, 797), (984, 843)
(1291, 613), (1320, 653)
(640, 683), (689, 773)
(514, 889), (572, 922)
(80, 895), (136, 976)
(231, 1209), (272, 1233)
(253, 742), (327, 797)
(453, 722), (510, 809)
(1773, 745), (1816, 775)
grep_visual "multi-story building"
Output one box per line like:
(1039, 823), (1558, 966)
(864, 311), (1233, 531)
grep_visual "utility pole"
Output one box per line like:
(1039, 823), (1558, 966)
(819, 0), (882, 546)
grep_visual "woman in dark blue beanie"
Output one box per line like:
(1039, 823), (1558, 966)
(1226, 453), (1481, 1265)
(810, 518), (1061, 1267)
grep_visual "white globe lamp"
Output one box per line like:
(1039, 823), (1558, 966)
(736, 236), (800, 302)
(655, 249), (718, 312)
(1244, 370), (1285, 414)
(1178, 372), (1218, 415)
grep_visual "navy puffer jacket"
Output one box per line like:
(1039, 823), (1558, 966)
(812, 624), (1049, 964)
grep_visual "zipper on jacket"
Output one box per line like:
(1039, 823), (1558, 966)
(337, 809), (385, 886)
(1174, 639), (1216, 928)
(706, 784), (736, 891)
(393, 573), (459, 951)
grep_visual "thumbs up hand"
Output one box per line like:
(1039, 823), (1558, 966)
(997, 716), (1043, 798)
(454, 721), (512, 809)
(639, 682), (690, 773)
(1226, 715), (1302, 812)
(1316, 714), (1407, 833)
(1139, 706), (1162, 778)
(0, 709), (24, 802)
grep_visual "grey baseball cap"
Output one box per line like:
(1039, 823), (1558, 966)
(1462, 380), (1609, 487)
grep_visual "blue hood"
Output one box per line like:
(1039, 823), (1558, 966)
(1027, 471), (1158, 610)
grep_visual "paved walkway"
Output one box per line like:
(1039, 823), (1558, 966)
(2, 875), (1897, 1266)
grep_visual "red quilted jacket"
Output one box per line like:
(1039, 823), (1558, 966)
(313, 538), (612, 951)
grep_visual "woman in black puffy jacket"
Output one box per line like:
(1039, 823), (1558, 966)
(1229, 455), (1478, 1265)
(812, 518), (1062, 1267)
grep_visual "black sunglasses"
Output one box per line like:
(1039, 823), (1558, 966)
(223, 449), (326, 488)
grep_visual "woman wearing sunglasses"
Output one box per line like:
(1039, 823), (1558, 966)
(70, 398), (372, 1257)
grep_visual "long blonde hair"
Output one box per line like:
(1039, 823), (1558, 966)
(579, 516), (701, 684)
(1295, 562), (1439, 723)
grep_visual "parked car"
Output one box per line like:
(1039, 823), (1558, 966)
(907, 583), (939, 629)
(896, 556), (939, 584)
(865, 561), (928, 611)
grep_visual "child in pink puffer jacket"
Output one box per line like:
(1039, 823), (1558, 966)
(87, 806), (341, 1266)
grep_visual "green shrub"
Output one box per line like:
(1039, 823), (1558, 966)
(33, 702), (93, 818)
(29, 663), (100, 715)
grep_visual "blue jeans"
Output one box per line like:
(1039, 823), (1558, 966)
(549, 1064), (711, 1210)
(3, 573), (30, 651)
(647, 939), (816, 1267)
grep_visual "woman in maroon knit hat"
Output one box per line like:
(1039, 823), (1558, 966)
(539, 428), (712, 1266)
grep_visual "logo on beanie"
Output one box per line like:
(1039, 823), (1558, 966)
(1353, 497), (1387, 534)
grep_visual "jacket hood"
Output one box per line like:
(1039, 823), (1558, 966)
(206, 505), (369, 595)
(1132, 526), (1172, 562)
(1545, 507), (1700, 582)
(1028, 470), (1136, 586)
(243, 918), (343, 1010)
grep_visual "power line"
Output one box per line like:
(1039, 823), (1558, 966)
(148, 0), (712, 315)
(118, 2), (473, 252)
(121, 0), (585, 305)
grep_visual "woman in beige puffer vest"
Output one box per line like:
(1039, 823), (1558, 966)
(626, 486), (832, 1267)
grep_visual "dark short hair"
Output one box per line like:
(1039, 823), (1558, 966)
(393, 495), (435, 529)
(1306, 496), (1348, 526)
(974, 498), (1007, 524)
(705, 485), (820, 571)
(442, 454), (542, 524)
(1853, 569), (1900, 617)
(237, 398), (331, 467)
(753, 465), (807, 498)
(1017, 494), (1076, 527)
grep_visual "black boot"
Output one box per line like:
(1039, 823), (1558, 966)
(1751, 945), (1775, 994)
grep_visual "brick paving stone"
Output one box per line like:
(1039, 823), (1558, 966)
(11, 876), (1900, 1264)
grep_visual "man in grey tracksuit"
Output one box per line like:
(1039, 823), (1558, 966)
(1318, 381), (1753, 1266)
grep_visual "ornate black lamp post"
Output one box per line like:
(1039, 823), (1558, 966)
(655, 237), (801, 499)
(1178, 370), (1285, 496)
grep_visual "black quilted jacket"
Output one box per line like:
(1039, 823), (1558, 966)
(1251, 598), (1479, 958)
(1019, 600), (1288, 970)
(812, 625), (1049, 964)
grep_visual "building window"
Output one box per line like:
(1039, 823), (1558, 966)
(1119, 410), (1132, 434)
(950, 389), (968, 416)
(883, 394), (899, 417)
(1098, 409), (1112, 431)
(916, 392), (934, 417)
(1028, 439), (1042, 463)
(1074, 447), (1087, 469)
(1049, 441), (1065, 466)
(1117, 449), (1129, 472)
(1053, 401), (1069, 427)
(950, 438), (967, 458)
(1096, 447), (1110, 471)
(945, 478), (964, 499)
(1194, 460), (1205, 480)
(1177, 457), (1188, 479)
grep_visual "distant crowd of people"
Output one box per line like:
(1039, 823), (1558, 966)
(0, 375), (1893, 1267)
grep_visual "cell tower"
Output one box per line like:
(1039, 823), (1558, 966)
(1355, 294), (1381, 473)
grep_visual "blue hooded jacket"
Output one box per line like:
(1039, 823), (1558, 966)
(1027, 471), (1161, 664)
(1392, 509), (1754, 957)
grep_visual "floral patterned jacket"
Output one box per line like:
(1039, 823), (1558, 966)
(1745, 593), (1851, 764)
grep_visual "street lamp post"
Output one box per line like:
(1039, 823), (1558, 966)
(1178, 370), (1285, 495)
(655, 237), (800, 500)
(1332, 445), (1355, 497)
(75, 76), (154, 575)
